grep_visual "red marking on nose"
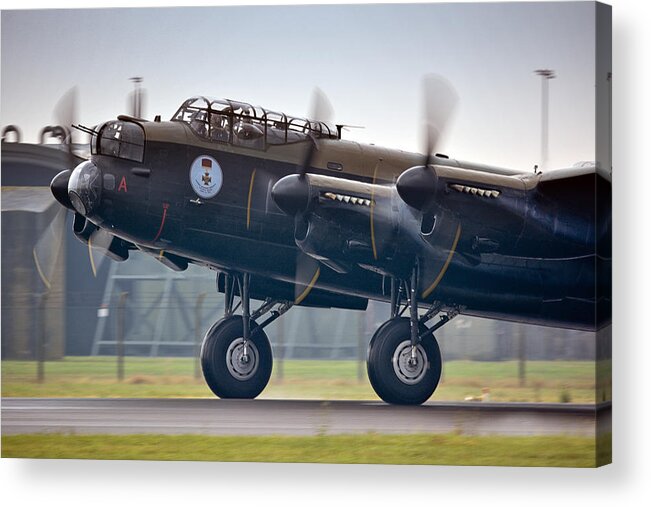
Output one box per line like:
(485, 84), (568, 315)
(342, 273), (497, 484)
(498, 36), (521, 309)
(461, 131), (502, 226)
(152, 202), (169, 242)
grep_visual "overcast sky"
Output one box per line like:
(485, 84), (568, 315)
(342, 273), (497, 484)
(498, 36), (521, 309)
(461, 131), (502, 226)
(2, 2), (599, 170)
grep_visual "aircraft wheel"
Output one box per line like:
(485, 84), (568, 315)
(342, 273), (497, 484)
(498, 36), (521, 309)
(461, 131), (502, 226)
(200, 315), (272, 399)
(367, 317), (441, 405)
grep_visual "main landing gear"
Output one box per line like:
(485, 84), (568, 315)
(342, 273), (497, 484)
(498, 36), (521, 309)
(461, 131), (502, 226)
(367, 274), (458, 405)
(200, 269), (457, 405)
(200, 272), (291, 399)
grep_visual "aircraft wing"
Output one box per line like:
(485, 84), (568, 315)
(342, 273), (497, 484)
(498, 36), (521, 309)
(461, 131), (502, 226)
(272, 162), (609, 280)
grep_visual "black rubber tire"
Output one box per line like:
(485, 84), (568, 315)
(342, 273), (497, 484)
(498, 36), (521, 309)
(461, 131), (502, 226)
(367, 317), (442, 405)
(200, 315), (272, 399)
(365, 317), (398, 393)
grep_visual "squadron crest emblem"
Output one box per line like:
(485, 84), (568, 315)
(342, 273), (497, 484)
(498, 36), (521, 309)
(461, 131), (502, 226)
(190, 155), (222, 198)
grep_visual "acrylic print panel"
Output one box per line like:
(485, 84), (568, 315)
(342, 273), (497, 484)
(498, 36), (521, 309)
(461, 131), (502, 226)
(0, 1), (611, 467)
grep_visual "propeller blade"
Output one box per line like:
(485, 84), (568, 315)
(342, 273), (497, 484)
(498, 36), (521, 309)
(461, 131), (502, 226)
(298, 135), (317, 179)
(294, 251), (321, 305)
(309, 87), (334, 125)
(87, 227), (115, 277)
(53, 86), (78, 171)
(54, 87), (77, 134)
(244, 167), (276, 220)
(397, 75), (459, 210)
(298, 87), (334, 178)
(1, 186), (56, 213)
(421, 74), (458, 167)
(33, 207), (68, 290)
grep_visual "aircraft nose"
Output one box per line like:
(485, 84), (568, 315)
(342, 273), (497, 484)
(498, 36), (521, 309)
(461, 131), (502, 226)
(68, 160), (102, 217)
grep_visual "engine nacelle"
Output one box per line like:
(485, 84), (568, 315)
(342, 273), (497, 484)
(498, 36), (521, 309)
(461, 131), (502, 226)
(72, 213), (129, 262)
(273, 173), (419, 278)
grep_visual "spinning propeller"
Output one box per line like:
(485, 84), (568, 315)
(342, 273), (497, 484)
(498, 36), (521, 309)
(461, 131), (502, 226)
(33, 87), (80, 289)
(35, 85), (135, 289)
(396, 74), (458, 210)
(270, 88), (335, 302)
(298, 87), (333, 179)
(272, 76), (459, 297)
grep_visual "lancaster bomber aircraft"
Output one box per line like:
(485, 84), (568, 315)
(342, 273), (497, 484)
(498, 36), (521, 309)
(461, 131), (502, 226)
(45, 77), (611, 405)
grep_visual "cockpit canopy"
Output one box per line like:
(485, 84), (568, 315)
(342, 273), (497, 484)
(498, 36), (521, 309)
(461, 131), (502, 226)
(91, 120), (145, 163)
(171, 97), (338, 149)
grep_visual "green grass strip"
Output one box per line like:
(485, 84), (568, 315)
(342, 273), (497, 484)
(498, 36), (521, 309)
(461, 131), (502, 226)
(1, 358), (611, 403)
(2, 432), (610, 467)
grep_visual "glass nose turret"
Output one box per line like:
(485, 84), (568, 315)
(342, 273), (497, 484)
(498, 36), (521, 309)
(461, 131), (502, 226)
(68, 160), (102, 217)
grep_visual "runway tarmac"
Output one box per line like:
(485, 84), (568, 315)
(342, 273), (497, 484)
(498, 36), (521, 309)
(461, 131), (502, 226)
(1, 398), (611, 437)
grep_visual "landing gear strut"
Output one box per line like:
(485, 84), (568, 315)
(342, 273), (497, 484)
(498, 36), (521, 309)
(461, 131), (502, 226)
(367, 272), (458, 405)
(200, 268), (456, 405)
(201, 272), (292, 399)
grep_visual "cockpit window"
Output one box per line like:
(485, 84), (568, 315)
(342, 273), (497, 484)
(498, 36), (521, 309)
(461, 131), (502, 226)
(171, 97), (338, 149)
(94, 121), (145, 162)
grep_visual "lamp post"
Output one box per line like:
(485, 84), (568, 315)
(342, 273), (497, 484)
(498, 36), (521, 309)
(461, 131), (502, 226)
(534, 69), (556, 171)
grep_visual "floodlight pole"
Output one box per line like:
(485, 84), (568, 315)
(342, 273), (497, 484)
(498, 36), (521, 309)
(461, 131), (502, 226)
(534, 69), (556, 171)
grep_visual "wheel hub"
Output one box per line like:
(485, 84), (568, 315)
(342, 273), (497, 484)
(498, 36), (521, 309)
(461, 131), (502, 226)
(392, 340), (428, 385)
(226, 338), (259, 381)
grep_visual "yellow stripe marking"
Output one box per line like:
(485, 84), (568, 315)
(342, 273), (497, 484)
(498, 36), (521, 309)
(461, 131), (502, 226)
(32, 248), (51, 290)
(88, 234), (97, 278)
(246, 168), (256, 230)
(369, 162), (380, 260)
(158, 250), (165, 259)
(421, 224), (462, 299)
(295, 266), (321, 305)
